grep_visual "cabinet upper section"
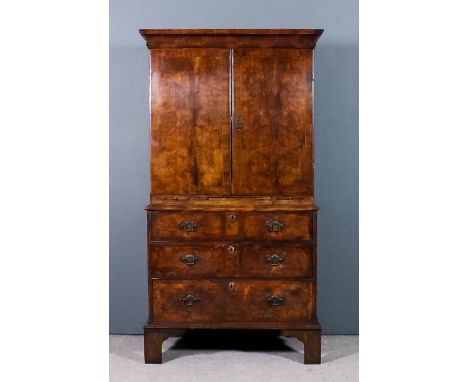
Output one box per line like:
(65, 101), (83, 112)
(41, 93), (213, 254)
(139, 29), (323, 49)
(140, 29), (323, 202)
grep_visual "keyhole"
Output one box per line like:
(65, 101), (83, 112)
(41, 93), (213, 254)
(228, 282), (235, 291)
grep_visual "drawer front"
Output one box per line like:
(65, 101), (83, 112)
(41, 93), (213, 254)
(152, 280), (223, 322)
(149, 211), (312, 241)
(149, 243), (239, 278)
(151, 280), (314, 323)
(226, 280), (314, 322)
(240, 244), (312, 278)
(238, 213), (311, 240)
(150, 212), (225, 240)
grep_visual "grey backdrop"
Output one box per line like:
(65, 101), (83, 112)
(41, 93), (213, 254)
(110, 0), (358, 334)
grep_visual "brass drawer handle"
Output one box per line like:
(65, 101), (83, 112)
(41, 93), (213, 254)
(180, 294), (201, 306)
(179, 220), (199, 232)
(180, 253), (199, 266)
(266, 253), (284, 266)
(266, 295), (285, 306)
(234, 115), (243, 131)
(265, 220), (284, 232)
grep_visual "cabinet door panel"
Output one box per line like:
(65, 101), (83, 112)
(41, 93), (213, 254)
(233, 49), (313, 195)
(150, 49), (231, 195)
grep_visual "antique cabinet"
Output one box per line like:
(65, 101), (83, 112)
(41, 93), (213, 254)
(139, 29), (323, 364)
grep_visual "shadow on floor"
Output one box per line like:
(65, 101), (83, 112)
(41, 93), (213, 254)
(164, 329), (302, 363)
(110, 331), (358, 365)
(171, 330), (290, 351)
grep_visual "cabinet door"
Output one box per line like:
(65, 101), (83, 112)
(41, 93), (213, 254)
(150, 49), (231, 196)
(232, 49), (313, 195)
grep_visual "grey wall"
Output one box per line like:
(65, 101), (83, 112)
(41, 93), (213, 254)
(110, 0), (358, 334)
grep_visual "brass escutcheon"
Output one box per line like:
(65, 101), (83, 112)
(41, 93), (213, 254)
(228, 212), (238, 222)
(228, 281), (236, 291)
(227, 245), (236, 254)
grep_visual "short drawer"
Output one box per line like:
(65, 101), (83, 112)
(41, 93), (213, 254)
(149, 212), (225, 240)
(237, 213), (312, 241)
(149, 211), (312, 241)
(149, 243), (239, 278)
(240, 244), (313, 278)
(152, 280), (223, 322)
(226, 280), (314, 322)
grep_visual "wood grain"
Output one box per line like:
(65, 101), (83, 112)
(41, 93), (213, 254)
(149, 242), (239, 278)
(141, 29), (322, 364)
(152, 280), (224, 322)
(225, 280), (314, 322)
(140, 29), (323, 49)
(240, 243), (313, 278)
(149, 211), (312, 241)
(149, 242), (313, 279)
(151, 279), (314, 323)
(150, 49), (230, 195)
(233, 49), (313, 195)
(148, 195), (318, 211)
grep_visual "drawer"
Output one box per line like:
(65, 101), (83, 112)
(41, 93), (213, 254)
(149, 243), (239, 278)
(225, 280), (314, 322)
(151, 279), (314, 323)
(152, 280), (223, 322)
(240, 244), (313, 278)
(238, 213), (311, 241)
(150, 212), (225, 240)
(149, 211), (312, 241)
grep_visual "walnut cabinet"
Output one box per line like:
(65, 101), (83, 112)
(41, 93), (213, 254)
(139, 29), (323, 364)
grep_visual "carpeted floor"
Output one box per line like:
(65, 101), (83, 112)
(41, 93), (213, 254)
(110, 331), (358, 382)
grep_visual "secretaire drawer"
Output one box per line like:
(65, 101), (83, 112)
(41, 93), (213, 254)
(149, 211), (312, 241)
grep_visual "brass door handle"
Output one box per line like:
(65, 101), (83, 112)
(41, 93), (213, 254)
(179, 220), (199, 232)
(266, 253), (284, 266)
(266, 295), (285, 306)
(265, 220), (284, 232)
(234, 115), (243, 130)
(180, 294), (201, 306)
(180, 253), (199, 266)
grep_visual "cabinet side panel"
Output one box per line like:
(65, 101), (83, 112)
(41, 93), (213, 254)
(150, 49), (231, 195)
(233, 48), (313, 195)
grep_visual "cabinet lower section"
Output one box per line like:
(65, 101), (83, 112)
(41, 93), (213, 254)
(144, 207), (319, 364)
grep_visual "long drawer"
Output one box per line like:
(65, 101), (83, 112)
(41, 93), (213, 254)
(151, 279), (314, 323)
(149, 243), (313, 278)
(149, 211), (312, 241)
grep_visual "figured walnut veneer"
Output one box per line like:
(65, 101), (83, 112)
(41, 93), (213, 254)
(139, 29), (323, 364)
